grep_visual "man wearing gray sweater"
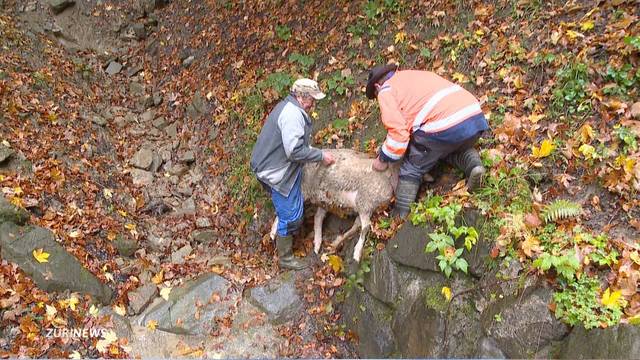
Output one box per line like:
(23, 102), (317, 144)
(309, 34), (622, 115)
(251, 79), (335, 270)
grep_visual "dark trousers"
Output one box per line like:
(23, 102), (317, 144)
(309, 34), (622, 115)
(399, 130), (481, 183)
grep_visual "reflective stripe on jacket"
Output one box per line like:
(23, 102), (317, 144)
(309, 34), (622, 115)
(377, 70), (483, 161)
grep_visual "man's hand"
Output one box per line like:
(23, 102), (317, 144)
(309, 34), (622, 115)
(322, 151), (335, 166)
(372, 156), (388, 171)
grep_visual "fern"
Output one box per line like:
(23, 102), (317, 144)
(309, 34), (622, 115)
(542, 200), (582, 223)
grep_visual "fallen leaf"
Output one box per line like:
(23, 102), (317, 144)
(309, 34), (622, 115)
(524, 212), (542, 229)
(441, 286), (452, 302)
(89, 305), (99, 317)
(113, 304), (126, 316)
(328, 255), (343, 273)
(146, 320), (158, 331)
(521, 236), (542, 258)
(69, 351), (82, 359)
(45, 304), (57, 318)
(601, 288), (623, 309)
(33, 248), (50, 263)
(160, 287), (172, 301)
(532, 139), (555, 158)
(151, 270), (164, 285)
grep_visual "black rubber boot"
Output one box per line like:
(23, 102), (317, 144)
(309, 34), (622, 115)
(393, 179), (420, 218)
(276, 234), (309, 270)
(446, 148), (485, 192)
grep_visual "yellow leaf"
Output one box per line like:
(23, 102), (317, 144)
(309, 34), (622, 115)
(529, 114), (545, 123)
(394, 31), (407, 44)
(67, 295), (79, 311)
(578, 144), (596, 159)
(580, 20), (594, 31)
(550, 31), (561, 44)
(124, 223), (136, 230)
(69, 351), (82, 359)
(107, 232), (117, 241)
(13, 186), (23, 196)
(566, 30), (585, 40)
(89, 304), (99, 317)
(10, 196), (23, 207)
(579, 124), (595, 144)
(629, 313), (640, 325)
(68, 230), (81, 238)
(328, 255), (343, 273)
(601, 287), (623, 309)
(532, 139), (555, 158)
(46, 304), (57, 318)
(441, 286), (452, 302)
(160, 287), (172, 301)
(146, 320), (158, 331)
(513, 75), (524, 89)
(103, 188), (113, 199)
(452, 72), (468, 83)
(151, 270), (164, 285)
(629, 251), (640, 265)
(33, 248), (50, 263)
(113, 304), (126, 316)
(311, 111), (318, 119)
(117, 210), (127, 217)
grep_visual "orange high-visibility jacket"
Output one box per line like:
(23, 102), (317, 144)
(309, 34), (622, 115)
(377, 70), (483, 161)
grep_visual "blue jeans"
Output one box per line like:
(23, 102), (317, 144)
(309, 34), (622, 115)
(268, 172), (304, 237)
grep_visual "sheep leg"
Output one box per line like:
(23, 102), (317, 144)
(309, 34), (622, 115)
(313, 208), (328, 254)
(353, 213), (372, 263)
(331, 217), (361, 249)
(269, 216), (278, 240)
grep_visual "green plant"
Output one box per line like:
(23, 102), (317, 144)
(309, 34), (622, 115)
(553, 275), (623, 329)
(324, 71), (355, 97)
(625, 35), (640, 51)
(602, 64), (640, 98)
(344, 258), (371, 293)
(363, 0), (403, 20)
(257, 72), (294, 97)
(411, 194), (477, 277)
(288, 52), (315, 73)
(541, 199), (582, 223)
(552, 62), (591, 115)
(614, 125), (638, 154)
(275, 24), (291, 41)
(533, 250), (581, 281)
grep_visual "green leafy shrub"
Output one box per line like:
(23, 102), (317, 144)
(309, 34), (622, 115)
(288, 52), (315, 73)
(553, 275), (623, 329)
(411, 194), (477, 277)
(552, 62), (591, 115)
(324, 71), (355, 97)
(257, 72), (294, 97)
(275, 24), (291, 41)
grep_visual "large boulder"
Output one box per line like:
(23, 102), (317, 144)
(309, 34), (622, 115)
(0, 196), (30, 225)
(138, 273), (238, 335)
(0, 222), (113, 304)
(392, 273), (481, 358)
(49, 0), (75, 14)
(341, 287), (396, 358)
(554, 324), (640, 359)
(246, 271), (303, 324)
(480, 286), (569, 358)
(0, 146), (13, 163)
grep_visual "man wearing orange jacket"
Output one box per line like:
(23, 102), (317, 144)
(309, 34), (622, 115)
(366, 64), (489, 217)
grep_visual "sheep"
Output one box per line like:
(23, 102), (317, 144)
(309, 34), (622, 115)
(270, 149), (398, 262)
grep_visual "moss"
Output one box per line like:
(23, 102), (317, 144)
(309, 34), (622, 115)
(423, 285), (448, 313)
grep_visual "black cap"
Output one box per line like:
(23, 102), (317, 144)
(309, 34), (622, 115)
(366, 63), (398, 99)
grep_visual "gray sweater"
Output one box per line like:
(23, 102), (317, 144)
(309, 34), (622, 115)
(250, 95), (323, 196)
